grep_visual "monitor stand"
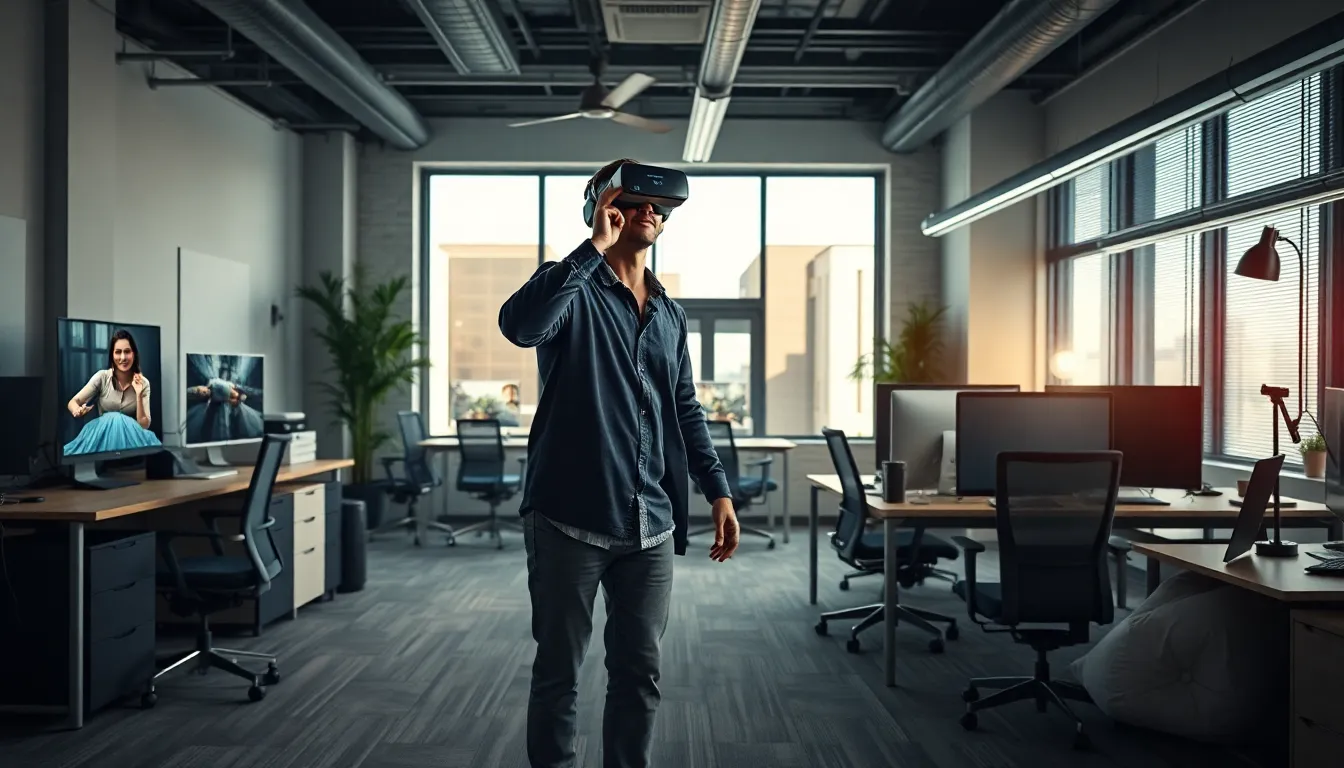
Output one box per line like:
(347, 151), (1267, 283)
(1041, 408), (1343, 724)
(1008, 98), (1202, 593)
(175, 447), (238, 480)
(1116, 487), (1171, 506)
(71, 460), (139, 490)
(202, 446), (232, 467)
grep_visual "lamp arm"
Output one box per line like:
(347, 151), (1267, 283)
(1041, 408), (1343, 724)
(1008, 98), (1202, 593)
(1279, 234), (1306, 425)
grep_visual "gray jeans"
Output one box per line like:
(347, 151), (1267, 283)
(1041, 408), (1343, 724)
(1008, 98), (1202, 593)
(523, 512), (674, 768)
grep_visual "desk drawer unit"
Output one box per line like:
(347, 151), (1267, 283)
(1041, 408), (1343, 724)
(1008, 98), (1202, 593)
(324, 480), (343, 596)
(291, 484), (326, 609)
(1291, 611), (1344, 767)
(86, 531), (157, 713)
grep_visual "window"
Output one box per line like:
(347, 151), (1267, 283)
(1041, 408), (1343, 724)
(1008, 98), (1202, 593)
(652, 176), (762, 299)
(1066, 165), (1112, 243)
(1060, 254), (1112, 384)
(544, 175), (590, 262)
(425, 174), (541, 435)
(1147, 234), (1202, 386)
(1226, 75), (1323, 197)
(763, 176), (877, 435)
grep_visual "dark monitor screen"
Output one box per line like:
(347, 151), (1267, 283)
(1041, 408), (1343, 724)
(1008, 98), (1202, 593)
(57, 318), (165, 464)
(956, 392), (1113, 496)
(1324, 387), (1344, 521)
(887, 385), (1020, 489)
(874, 383), (1020, 472)
(0, 377), (43, 475)
(1046, 385), (1203, 489)
(184, 353), (266, 447)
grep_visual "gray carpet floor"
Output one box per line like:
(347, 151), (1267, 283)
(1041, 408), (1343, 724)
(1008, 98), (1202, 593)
(2, 525), (1263, 768)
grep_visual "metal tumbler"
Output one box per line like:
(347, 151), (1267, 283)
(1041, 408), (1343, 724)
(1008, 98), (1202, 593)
(881, 460), (906, 503)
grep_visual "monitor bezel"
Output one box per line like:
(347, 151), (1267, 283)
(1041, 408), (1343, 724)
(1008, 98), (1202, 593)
(181, 351), (267, 449)
(56, 317), (167, 466)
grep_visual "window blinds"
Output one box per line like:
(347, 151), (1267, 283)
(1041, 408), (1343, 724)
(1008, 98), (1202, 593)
(1068, 165), (1112, 243)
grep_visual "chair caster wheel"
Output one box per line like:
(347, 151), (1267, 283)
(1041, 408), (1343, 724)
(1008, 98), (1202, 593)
(945, 623), (959, 641)
(839, 580), (850, 591)
(962, 687), (979, 703)
(446, 536), (457, 546)
(766, 540), (776, 550)
(928, 637), (945, 654)
(141, 690), (157, 708)
(263, 664), (280, 685)
(248, 685), (266, 702)
(413, 536), (422, 547)
(845, 638), (861, 654)
(1073, 730), (1091, 751)
(814, 621), (828, 637)
(959, 712), (978, 731)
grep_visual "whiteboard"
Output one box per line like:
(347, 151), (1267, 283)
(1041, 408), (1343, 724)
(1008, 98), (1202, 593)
(176, 248), (254, 441)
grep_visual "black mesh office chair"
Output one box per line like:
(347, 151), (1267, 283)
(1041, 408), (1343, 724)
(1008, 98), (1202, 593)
(688, 420), (777, 548)
(814, 427), (960, 653)
(152, 434), (289, 703)
(454, 418), (524, 549)
(380, 410), (456, 546)
(952, 450), (1122, 750)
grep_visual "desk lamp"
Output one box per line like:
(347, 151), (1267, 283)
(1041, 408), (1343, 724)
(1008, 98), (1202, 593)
(1233, 225), (1304, 557)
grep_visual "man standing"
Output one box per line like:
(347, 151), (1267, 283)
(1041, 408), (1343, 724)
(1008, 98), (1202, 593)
(499, 159), (740, 768)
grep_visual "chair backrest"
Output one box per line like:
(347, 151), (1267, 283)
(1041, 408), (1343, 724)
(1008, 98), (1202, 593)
(821, 427), (870, 562)
(994, 450), (1122, 627)
(457, 418), (505, 487)
(704, 420), (741, 493)
(397, 410), (438, 488)
(238, 434), (290, 585)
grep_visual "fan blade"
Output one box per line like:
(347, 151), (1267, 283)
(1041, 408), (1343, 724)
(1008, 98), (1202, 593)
(610, 111), (672, 134)
(508, 113), (583, 128)
(601, 73), (656, 109)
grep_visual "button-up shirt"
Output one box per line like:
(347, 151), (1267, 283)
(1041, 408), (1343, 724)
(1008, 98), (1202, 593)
(498, 241), (732, 554)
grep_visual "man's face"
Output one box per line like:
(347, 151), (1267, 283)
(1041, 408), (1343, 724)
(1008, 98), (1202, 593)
(614, 201), (664, 249)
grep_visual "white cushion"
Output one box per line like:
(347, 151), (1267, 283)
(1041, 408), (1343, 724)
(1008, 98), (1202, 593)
(1068, 570), (1286, 744)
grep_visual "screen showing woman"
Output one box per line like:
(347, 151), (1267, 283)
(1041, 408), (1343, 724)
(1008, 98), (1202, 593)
(58, 319), (165, 460)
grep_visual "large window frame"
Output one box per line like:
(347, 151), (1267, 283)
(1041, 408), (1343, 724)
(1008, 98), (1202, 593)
(1045, 65), (1344, 466)
(418, 166), (887, 439)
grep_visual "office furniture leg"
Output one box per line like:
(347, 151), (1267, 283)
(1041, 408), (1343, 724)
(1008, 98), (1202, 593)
(883, 517), (901, 687)
(68, 522), (85, 729)
(1146, 558), (1160, 595)
(781, 452), (791, 544)
(809, 485), (819, 605)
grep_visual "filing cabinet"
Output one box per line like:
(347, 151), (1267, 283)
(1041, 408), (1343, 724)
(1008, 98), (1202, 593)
(1291, 610), (1344, 767)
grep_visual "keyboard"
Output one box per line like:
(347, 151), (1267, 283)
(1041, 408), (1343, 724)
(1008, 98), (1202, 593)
(1116, 495), (1171, 506)
(1305, 555), (1344, 575)
(179, 469), (239, 480)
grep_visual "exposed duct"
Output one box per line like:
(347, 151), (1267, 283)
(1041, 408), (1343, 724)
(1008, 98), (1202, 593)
(191, 0), (431, 150)
(402, 0), (521, 75)
(880, 0), (1121, 153)
(682, 0), (763, 162)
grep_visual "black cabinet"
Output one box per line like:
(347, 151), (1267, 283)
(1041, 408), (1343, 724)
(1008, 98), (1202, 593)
(323, 480), (342, 598)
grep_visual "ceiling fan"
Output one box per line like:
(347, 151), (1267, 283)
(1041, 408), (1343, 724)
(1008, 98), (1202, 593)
(508, 58), (672, 134)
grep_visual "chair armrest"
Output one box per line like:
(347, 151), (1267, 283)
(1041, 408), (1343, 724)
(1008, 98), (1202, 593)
(1107, 535), (1132, 554)
(743, 457), (774, 467)
(951, 535), (984, 620)
(951, 535), (985, 555)
(381, 456), (404, 483)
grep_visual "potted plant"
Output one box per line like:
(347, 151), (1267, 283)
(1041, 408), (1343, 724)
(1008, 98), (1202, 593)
(1300, 432), (1328, 478)
(850, 300), (948, 385)
(296, 269), (429, 527)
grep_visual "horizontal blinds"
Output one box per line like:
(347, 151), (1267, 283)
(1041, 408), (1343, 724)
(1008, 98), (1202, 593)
(1134, 125), (1203, 226)
(1066, 253), (1112, 384)
(1148, 233), (1201, 387)
(1067, 165), (1112, 243)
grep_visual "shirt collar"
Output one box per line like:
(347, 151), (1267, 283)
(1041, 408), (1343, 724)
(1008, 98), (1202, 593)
(597, 260), (668, 299)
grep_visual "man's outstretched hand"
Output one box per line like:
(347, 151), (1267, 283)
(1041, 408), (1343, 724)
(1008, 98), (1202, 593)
(709, 497), (739, 562)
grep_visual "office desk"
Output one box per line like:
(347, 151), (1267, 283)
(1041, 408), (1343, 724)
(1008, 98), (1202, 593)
(805, 475), (1337, 688)
(0, 458), (352, 729)
(1131, 543), (1344, 766)
(420, 436), (798, 541)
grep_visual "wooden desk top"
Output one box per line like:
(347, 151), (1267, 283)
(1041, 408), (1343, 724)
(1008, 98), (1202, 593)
(806, 473), (1331, 520)
(0, 459), (354, 523)
(1133, 543), (1344, 603)
(420, 436), (797, 451)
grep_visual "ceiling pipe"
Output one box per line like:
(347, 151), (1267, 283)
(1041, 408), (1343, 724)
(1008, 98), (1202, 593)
(401, 0), (521, 75)
(190, 0), (431, 150)
(684, 0), (765, 163)
(881, 0), (1121, 153)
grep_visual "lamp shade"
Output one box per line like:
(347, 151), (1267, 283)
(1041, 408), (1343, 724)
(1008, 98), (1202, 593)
(1234, 226), (1282, 282)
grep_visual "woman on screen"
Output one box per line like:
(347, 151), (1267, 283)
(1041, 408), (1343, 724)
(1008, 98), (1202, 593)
(63, 329), (161, 456)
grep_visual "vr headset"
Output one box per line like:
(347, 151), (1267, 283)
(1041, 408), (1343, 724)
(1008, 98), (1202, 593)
(583, 163), (690, 227)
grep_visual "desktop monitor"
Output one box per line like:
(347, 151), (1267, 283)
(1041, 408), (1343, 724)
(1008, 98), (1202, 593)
(885, 384), (1021, 490)
(0, 377), (43, 476)
(1324, 387), (1344, 525)
(183, 353), (266, 460)
(1046, 385), (1203, 490)
(956, 392), (1113, 497)
(57, 318), (165, 488)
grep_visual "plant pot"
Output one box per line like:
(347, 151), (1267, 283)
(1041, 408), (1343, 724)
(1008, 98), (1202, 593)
(343, 482), (388, 530)
(1303, 450), (1327, 479)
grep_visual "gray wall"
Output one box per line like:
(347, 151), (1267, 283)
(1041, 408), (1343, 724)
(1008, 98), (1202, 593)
(0, 0), (305, 445)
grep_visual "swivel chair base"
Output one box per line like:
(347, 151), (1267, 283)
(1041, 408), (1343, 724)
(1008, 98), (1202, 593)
(960, 650), (1093, 750)
(151, 620), (280, 704)
(688, 524), (776, 549)
(815, 602), (958, 654)
(453, 504), (522, 550)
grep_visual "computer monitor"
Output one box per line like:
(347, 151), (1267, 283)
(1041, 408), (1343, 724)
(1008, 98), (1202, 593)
(183, 353), (265, 467)
(0, 377), (43, 477)
(1046, 385), (1203, 490)
(885, 384), (1021, 490)
(1323, 387), (1344, 546)
(956, 392), (1113, 497)
(57, 318), (165, 489)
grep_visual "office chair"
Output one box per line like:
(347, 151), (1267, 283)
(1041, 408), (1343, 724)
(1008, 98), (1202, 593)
(152, 434), (289, 703)
(688, 420), (778, 548)
(814, 427), (960, 654)
(380, 410), (456, 546)
(952, 450), (1122, 750)
(453, 418), (524, 549)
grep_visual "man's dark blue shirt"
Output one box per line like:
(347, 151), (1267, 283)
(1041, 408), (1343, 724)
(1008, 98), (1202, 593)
(498, 241), (732, 557)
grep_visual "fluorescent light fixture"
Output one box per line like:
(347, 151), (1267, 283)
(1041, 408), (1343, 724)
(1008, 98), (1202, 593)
(922, 173), (1055, 236)
(683, 92), (731, 163)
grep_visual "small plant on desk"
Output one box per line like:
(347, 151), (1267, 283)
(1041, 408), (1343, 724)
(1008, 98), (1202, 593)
(1299, 432), (1328, 478)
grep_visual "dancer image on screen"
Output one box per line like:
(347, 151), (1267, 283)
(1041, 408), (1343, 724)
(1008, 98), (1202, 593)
(184, 355), (265, 444)
(63, 329), (161, 456)
(499, 159), (739, 768)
